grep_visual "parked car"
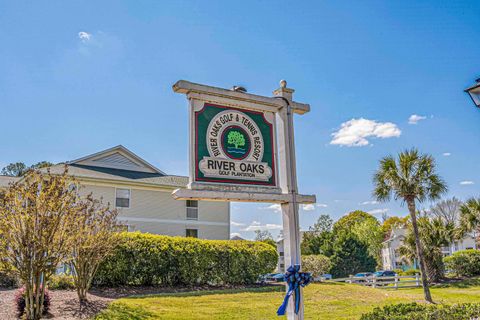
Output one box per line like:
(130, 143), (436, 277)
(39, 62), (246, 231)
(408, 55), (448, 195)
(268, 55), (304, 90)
(373, 270), (397, 286)
(320, 273), (332, 280)
(258, 273), (285, 284)
(374, 270), (397, 278)
(352, 272), (373, 283)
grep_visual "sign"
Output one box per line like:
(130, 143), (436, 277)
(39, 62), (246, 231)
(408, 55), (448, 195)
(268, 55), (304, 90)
(172, 80), (316, 320)
(195, 103), (276, 187)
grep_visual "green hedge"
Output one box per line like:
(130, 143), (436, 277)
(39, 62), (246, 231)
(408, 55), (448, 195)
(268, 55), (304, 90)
(48, 274), (75, 290)
(393, 268), (420, 276)
(0, 270), (17, 288)
(94, 232), (277, 287)
(361, 302), (480, 320)
(444, 249), (480, 277)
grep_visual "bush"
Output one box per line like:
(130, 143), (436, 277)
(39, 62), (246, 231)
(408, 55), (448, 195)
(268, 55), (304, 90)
(15, 286), (51, 316)
(399, 268), (421, 276)
(0, 270), (18, 288)
(444, 249), (480, 277)
(361, 302), (480, 320)
(392, 269), (403, 275)
(94, 232), (278, 287)
(301, 255), (331, 278)
(48, 274), (75, 290)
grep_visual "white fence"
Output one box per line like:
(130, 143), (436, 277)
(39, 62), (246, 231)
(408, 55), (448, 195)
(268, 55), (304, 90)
(328, 274), (421, 289)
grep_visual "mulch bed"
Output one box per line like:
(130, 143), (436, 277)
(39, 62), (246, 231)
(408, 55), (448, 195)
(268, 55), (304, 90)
(0, 288), (112, 320)
(0, 284), (279, 319)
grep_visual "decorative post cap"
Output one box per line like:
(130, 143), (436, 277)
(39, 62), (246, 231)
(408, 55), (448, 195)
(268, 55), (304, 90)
(273, 79), (295, 101)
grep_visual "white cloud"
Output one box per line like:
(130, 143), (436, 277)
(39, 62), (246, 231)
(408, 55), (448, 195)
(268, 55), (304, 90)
(262, 204), (281, 212)
(330, 118), (401, 147)
(368, 208), (389, 215)
(408, 114), (427, 125)
(361, 200), (379, 205)
(231, 221), (245, 227)
(78, 31), (91, 42)
(301, 204), (316, 211)
(300, 203), (328, 211)
(460, 181), (475, 185)
(242, 221), (282, 231)
(442, 152), (451, 157)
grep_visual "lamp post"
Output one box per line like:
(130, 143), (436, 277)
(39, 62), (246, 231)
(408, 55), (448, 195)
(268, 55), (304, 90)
(465, 78), (480, 108)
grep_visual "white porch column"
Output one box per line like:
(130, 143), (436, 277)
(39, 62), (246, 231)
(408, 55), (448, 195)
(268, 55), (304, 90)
(274, 80), (303, 320)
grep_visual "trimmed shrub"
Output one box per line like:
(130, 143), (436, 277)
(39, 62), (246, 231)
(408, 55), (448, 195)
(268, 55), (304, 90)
(301, 255), (331, 278)
(444, 249), (480, 277)
(15, 286), (51, 316)
(400, 268), (421, 276)
(361, 302), (480, 320)
(94, 232), (278, 287)
(48, 274), (75, 290)
(392, 269), (403, 275)
(0, 270), (18, 288)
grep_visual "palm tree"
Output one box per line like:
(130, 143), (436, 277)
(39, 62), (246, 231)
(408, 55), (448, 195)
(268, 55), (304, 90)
(459, 198), (480, 245)
(373, 149), (447, 303)
(399, 215), (455, 282)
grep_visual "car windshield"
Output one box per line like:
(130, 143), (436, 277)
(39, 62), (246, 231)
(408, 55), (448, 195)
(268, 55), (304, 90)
(355, 273), (369, 277)
(374, 271), (383, 276)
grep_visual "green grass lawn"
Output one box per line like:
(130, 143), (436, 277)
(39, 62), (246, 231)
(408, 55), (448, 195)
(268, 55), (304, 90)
(94, 278), (480, 320)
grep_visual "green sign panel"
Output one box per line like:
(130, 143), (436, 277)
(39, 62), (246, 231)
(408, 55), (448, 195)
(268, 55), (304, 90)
(195, 103), (276, 186)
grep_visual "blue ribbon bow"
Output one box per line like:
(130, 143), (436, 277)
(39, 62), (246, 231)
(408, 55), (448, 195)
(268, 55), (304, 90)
(277, 265), (312, 316)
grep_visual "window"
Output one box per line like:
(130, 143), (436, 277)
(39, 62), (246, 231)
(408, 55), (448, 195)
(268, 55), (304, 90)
(279, 252), (284, 257)
(115, 188), (130, 208)
(186, 200), (198, 220)
(186, 228), (198, 238)
(119, 224), (133, 232)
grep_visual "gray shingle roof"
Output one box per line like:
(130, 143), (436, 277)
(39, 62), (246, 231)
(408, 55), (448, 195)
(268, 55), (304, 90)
(0, 176), (20, 188)
(45, 164), (188, 188)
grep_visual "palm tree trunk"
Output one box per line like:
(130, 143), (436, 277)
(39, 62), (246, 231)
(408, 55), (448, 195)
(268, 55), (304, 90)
(407, 198), (433, 303)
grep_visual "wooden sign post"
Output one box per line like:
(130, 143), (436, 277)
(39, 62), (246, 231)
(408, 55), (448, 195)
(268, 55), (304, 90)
(172, 80), (315, 319)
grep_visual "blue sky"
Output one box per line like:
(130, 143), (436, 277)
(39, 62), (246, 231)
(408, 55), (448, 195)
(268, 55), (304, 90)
(0, 1), (479, 239)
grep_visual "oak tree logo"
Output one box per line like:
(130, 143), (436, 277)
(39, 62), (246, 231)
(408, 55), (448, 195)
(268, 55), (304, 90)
(227, 130), (245, 149)
(223, 126), (250, 160)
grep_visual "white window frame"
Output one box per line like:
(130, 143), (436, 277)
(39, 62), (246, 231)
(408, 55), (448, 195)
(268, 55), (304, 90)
(186, 200), (198, 220)
(115, 187), (131, 209)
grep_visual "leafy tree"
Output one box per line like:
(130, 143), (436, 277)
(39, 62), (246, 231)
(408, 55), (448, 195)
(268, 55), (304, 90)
(373, 148), (447, 303)
(350, 218), (384, 267)
(70, 195), (120, 302)
(332, 210), (376, 234)
(227, 131), (245, 149)
(301, 230), (334, 256)
(30, 161), (53, 170)
(253, 230), (276, 248)
(429, 197), (463, 225)
(1, 161), (53, 177)
(0, 168), (82, 319)
(254, 229), (274, 241)
(301, 255), (331, 278)
(330, 233), (376, 278)
(1, 162), (27, 176)
(310, 214), (333, 234)
(382, 216), (409, 237)
(399, 216), (455, 282)
(301, 214), (334, 256)
(333, 211), (383, 266)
